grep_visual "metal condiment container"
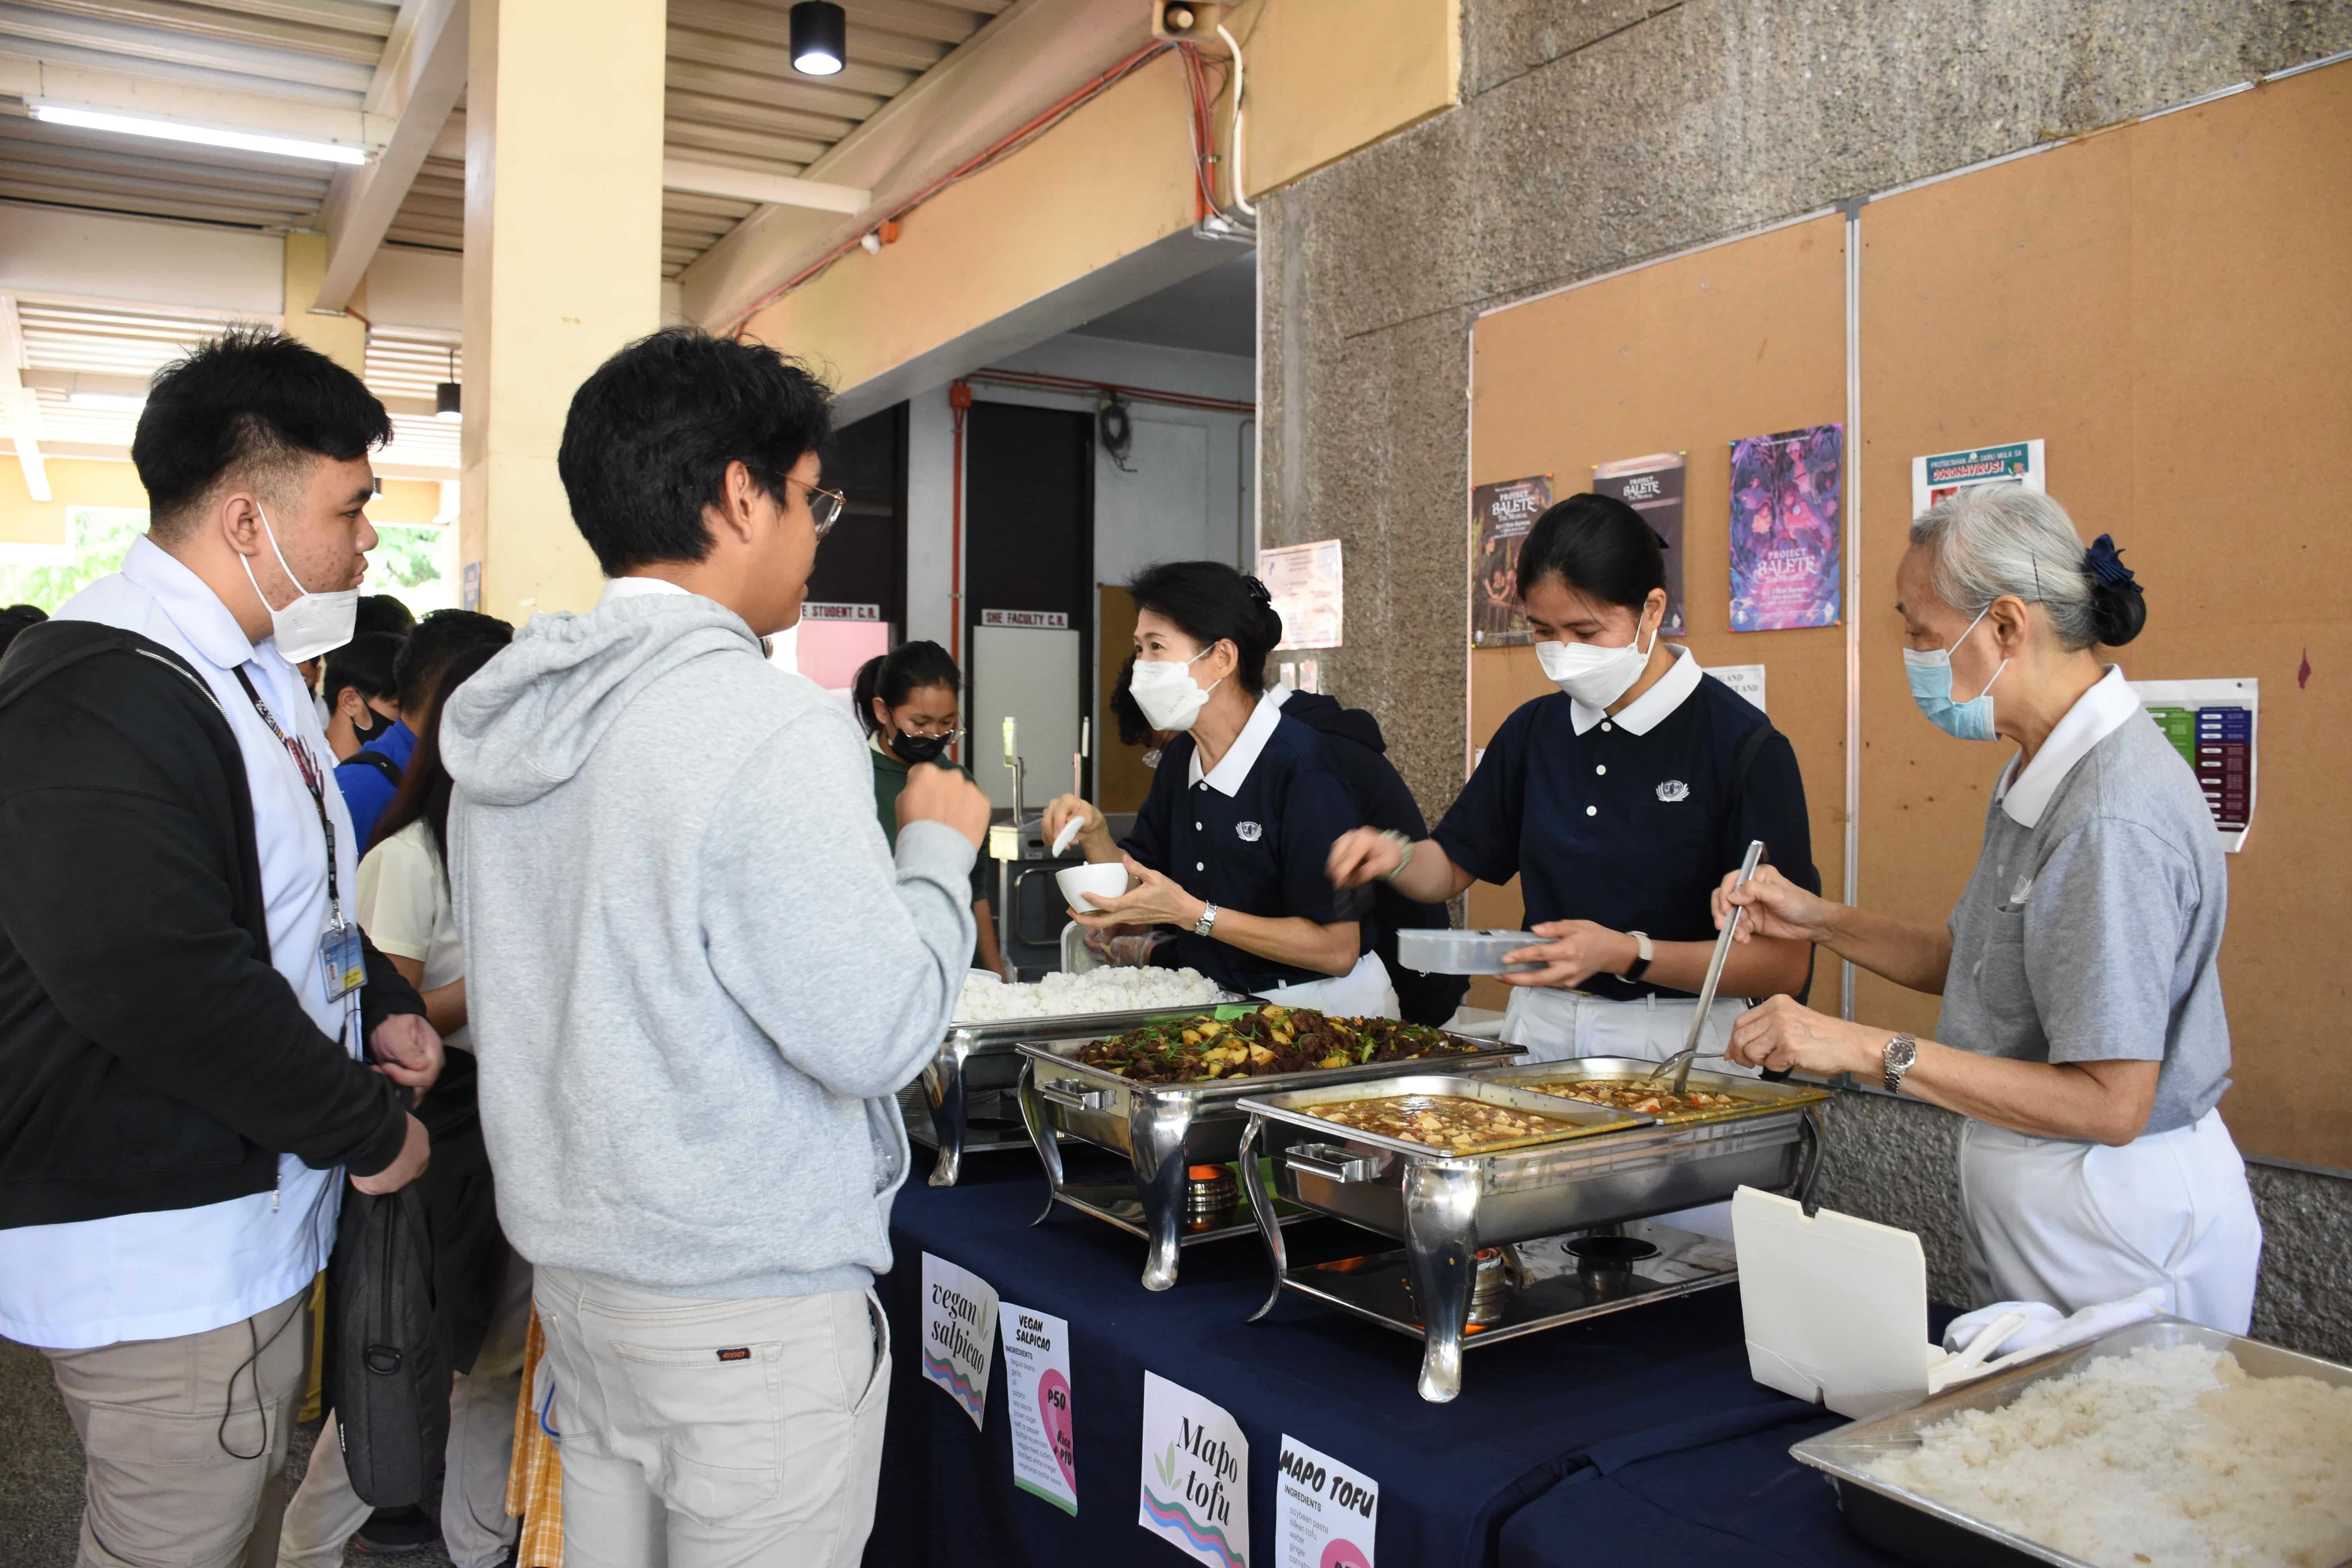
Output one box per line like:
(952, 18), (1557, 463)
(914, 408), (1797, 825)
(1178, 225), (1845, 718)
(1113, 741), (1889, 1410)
(1015, 1027), (1524, 1291)
(1235, 1062), (1831, 1402)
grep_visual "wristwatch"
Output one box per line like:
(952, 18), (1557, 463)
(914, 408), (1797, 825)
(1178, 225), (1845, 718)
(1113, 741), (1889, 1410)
(1882, 1033), (1919, 1095)
(1373, 829), (1416, 883)
(1621, 931), (1653, 983)
(1193, 901), (1219, 938)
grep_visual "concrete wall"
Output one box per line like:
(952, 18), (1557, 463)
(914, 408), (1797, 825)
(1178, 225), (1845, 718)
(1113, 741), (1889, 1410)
(1257, 0), (2352, 1357)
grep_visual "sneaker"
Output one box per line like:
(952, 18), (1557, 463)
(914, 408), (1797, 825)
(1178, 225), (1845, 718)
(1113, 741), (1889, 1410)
(351, 1504), (440, 1555)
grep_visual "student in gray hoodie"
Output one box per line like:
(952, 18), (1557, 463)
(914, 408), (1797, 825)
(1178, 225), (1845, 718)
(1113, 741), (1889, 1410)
(439, 329), (990, 1568)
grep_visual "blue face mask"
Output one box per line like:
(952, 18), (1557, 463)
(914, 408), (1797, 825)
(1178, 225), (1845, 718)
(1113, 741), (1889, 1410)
(1902, 604), (2008, 741)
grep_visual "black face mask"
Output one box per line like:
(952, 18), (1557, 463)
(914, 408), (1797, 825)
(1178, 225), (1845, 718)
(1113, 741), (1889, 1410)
(348, 702), (396, 747)
(891, 730), (950, 766)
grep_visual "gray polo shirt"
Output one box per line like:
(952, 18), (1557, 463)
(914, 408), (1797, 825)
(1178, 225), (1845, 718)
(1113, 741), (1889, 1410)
(1938, 674), (2232, 1135)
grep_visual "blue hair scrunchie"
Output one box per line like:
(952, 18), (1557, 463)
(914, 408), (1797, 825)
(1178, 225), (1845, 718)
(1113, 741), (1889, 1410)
(2085, 534), (2140, 593)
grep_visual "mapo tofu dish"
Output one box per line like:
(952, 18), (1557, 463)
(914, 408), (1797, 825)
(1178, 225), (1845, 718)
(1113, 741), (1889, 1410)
(1525, 1078), (1752, 1120)
(1305, 1094), (1581, 1154)
(1074, 1005), (1472, 1084)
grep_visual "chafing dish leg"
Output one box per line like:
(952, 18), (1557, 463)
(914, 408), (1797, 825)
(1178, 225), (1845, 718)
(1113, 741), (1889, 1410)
(1132, 1095), (1198, 1292)
(1238, 1116), (1287, 1323)
(924, 1033), (973, 1187)
(1016, 1061), (1065, 1226)
(1403, 1161), (1481, 1403)
(1795, 1105), (1829, 1218)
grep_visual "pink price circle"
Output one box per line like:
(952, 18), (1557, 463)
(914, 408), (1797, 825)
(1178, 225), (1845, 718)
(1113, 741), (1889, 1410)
(1321, 1542), (1371, 1568)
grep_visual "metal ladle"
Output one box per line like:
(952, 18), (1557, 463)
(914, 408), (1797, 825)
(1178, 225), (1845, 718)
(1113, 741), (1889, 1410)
(1650, 838), (1766, 1096)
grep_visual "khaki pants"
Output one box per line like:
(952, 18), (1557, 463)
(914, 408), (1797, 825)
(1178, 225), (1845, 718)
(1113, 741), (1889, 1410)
(532, 1267), (890, 1568)
(41, 1290), (311, 1568)
(278, 1245), (534, 1568)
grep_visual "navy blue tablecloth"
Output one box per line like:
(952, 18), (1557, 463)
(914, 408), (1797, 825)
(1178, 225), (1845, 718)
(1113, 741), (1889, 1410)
(864, 1147), (1918, 1568)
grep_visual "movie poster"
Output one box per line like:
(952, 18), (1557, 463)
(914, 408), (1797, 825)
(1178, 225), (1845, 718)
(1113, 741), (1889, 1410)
(1591, 452), (1687, 637)
(1470, 474), (1551, 647)
(1728, 424), (1843, 632)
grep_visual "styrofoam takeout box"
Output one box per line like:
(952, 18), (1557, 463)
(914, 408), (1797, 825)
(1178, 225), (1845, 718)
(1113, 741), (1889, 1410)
(1395, 927), (1549, 975)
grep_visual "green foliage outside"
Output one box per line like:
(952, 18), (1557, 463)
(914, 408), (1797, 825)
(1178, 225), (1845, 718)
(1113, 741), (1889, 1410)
(0, 510), (457, 618)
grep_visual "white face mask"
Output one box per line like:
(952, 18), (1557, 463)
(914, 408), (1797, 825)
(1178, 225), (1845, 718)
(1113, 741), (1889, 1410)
(1128, 644), (1221, 733)
(238, 505), (359, 662)
(1535, 614), (1657, 710)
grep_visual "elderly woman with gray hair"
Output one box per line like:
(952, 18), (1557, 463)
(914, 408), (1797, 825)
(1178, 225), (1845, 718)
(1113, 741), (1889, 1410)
(1713, 485), (2260, 1331)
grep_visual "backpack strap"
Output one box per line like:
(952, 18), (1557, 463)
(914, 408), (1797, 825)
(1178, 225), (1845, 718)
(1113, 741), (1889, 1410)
(346, 750), (403, 788)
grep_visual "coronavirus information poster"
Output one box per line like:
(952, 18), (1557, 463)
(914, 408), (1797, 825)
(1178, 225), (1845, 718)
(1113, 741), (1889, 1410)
(1138, 1371), (1249, 1568)
(919, 1252), (997, 1431)
(1274, 1434), (1378, 1568)
(999, 1301), (1077, 1514)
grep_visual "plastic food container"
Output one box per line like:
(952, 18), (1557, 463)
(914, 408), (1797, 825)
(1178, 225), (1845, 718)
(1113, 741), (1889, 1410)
(1395, 928), (1547, 975)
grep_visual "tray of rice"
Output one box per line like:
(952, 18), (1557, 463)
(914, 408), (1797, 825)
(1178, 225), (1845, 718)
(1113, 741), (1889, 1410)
(1790, 1316), (2352, 1568)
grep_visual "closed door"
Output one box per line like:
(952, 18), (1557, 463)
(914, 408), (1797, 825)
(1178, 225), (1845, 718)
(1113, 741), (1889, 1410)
(965, 402), (1094, 809)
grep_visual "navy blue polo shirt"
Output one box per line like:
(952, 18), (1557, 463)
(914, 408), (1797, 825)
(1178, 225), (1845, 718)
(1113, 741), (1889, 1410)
(1435, 648), (1819, 1003)
(1121, 697), (1365, 995)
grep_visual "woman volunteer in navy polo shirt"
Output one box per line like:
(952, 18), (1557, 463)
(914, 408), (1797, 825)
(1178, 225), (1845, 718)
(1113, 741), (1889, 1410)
(1330, 493), (1818, 1062)
(1044, 561), (1395, 1016)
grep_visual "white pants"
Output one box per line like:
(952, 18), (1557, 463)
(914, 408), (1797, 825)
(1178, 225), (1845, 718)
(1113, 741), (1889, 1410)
(1500, 988), (1756, 1238)
(1957, 1109), (2262, 1332)
(1263, 951), (1399, 1019)
(1499, 987), (1755, 1071)
(532, 1267), (891, 1568)
(279, 1247), (534, 1568)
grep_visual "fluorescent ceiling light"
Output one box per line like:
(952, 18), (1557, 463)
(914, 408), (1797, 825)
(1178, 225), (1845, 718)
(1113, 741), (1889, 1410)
(67, 390), (148, 411)
(29, 104), (370, 166)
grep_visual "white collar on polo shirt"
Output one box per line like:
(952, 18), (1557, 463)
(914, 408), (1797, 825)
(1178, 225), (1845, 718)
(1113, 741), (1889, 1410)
(1570, 640), (1703, 736)
(1189, 685), (1287, 796)
(598, 574), (693, 606)
(1993, 665), (2139, 829)
(121, 535), (262, 672)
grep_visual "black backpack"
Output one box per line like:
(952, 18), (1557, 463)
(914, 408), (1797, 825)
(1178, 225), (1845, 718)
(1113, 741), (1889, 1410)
(325, 1183), (448, 1507)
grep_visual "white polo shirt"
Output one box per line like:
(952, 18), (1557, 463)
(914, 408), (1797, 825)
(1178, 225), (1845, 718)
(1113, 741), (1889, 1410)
(0, 537), (361, 1349)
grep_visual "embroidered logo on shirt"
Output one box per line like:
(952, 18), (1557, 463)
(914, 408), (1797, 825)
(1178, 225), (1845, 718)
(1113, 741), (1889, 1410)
(1655, 780), (1691, 803)
(1235, 820), (1263, 842)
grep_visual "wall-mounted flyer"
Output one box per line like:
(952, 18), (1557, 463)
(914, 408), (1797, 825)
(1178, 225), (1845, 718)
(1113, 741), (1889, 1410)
(1259, 539), (1344, 650)
(2132, 678), (2258, 851)
(1274, 1435), (1378, 1568)
(1911, 438), (2045, 517)
(1470, 474), (1551, 647)
(1729, 424), (1843, 632)
(1592, 453), (1686, 638)
(1138, 1370), (1249, 1568)
(999, 1301), (1076, 1514)
(1711, 663), (1766, 713)
(919, 1252), (998, 1430)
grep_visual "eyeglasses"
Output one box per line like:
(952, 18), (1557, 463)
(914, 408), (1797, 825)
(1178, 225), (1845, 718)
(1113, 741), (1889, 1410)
(788, 475), (848, 539)
(899, 722), (964, 741)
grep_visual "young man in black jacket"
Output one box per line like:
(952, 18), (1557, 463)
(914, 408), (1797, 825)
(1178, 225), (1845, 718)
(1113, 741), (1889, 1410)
(0, 328), (441, 1566)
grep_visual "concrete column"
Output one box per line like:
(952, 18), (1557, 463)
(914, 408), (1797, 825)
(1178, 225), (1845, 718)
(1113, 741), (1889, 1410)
(460, 0), (664, 622)
(281, 232), (367, 376)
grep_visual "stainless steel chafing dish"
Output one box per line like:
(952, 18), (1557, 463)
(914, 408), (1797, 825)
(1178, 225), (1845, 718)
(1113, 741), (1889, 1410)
(1014, 1021), (1524, 1290)
(1236, 1058), (1831, 1402)
(903, 995), (1247, 1186)
(1790, 1317), (2352, 1568)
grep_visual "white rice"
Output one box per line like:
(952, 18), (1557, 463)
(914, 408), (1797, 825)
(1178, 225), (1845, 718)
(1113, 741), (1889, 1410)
(1866, 1343), (2352, 1568)
(953, 966), (1225, 1024)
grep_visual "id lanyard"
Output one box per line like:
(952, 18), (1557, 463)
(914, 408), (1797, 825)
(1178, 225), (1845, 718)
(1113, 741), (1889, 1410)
(230, 665), (366, 1013)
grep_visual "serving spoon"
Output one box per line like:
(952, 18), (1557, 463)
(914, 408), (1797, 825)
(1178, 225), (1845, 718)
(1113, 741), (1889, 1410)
(1648, 838), (1767, 1095)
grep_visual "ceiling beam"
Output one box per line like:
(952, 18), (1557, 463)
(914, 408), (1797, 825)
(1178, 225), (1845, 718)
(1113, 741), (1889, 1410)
(661, 157), (868, 216)
(0, 294), (52, 503)
(0, 53), (394, 150)
(312, 0), (465, 311)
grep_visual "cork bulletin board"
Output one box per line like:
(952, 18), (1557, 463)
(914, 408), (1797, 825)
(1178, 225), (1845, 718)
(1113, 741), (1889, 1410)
(1466, 60), (2352, 1169)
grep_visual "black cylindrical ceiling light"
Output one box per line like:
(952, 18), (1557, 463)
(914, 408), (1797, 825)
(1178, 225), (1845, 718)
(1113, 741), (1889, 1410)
(790, 2), (846, 76)
(434, 347), (461, 421)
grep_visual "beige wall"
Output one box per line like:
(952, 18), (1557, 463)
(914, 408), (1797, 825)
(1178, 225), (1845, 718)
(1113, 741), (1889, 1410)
(0, 463), (443, 547)
(1227, 0), (1459, 197)
(736, 53), (1199, 388)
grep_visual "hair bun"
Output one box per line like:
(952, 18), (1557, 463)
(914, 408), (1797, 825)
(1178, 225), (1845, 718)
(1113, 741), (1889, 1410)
(2083, 535), (2146, 646)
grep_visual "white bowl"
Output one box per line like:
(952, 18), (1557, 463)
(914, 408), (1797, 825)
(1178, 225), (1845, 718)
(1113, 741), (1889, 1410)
(1055, 862), (1131, 914)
